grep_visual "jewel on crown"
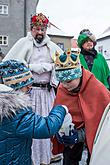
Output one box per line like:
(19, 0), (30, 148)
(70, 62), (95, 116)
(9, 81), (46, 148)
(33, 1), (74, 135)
(55, 48), (80, 70)
(31, 13), (49, 27)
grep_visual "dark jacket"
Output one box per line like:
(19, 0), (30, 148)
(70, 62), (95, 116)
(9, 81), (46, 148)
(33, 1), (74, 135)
(0, 91), (66, 165)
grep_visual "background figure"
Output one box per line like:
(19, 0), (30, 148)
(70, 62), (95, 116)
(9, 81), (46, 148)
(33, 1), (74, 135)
(77, 29), (110, 90)
(52, 48), (110, 165)
(3, 13), (63, 165)
(0, 47), (5, 61)
(0, 60), (68, 165)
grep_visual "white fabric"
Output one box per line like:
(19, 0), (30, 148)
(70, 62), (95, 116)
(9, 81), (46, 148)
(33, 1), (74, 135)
(62, 105), (69, 114)
(3, 32), (63, 87)
(29, 63), (54, 74)
(0, 84), (13, 92)
(90, 103), (110, 165)
(30, 43), (56, 165)
(31, 87), (55, 165)
(59, 112), (74, 136)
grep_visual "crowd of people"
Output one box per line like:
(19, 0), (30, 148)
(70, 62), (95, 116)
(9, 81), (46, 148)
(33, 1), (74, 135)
(0, 12), (110, 165)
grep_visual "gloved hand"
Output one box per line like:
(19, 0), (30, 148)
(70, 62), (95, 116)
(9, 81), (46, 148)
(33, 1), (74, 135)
(29, 63), (53, 74)
(56, 129), (78, 145)
(58, 112), (74, 136)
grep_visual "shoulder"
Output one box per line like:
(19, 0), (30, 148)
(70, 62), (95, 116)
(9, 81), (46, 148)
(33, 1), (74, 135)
(97, 52), (109, 67)
(13, 37), (27, 46)
(97, 52), (106, 60)
(16, 32), (33, 44)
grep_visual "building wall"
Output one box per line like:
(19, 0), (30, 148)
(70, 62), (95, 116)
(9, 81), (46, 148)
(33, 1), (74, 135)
(0, 0), (39, 54)
(48, 35), (72, 50)
(96, 38), (110, 69)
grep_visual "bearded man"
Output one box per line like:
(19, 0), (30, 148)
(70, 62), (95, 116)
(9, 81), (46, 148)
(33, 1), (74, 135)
(3, 13), (63, 165)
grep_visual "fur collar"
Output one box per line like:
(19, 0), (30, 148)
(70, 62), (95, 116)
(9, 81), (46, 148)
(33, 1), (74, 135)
(0, 91), (31, 121)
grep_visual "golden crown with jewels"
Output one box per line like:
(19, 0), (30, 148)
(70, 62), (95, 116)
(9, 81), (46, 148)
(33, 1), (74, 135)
(55, 48), (81, 70)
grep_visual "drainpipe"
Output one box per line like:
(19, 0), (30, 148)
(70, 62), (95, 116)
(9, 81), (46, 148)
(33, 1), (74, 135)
(24, 0), (26, 36)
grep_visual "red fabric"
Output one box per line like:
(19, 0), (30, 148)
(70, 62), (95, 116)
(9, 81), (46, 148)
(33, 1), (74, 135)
(51, 136), (64, 155)
(52, 67), (110, 154)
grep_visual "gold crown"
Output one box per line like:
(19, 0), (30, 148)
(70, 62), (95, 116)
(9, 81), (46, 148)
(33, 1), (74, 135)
(55, 48), (80, 70)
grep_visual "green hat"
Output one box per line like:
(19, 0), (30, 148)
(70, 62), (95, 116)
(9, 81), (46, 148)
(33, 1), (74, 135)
(77, 30), (96, 48)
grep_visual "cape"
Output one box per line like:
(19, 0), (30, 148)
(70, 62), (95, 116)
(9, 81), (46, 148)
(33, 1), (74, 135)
(52, 67), (110, 154)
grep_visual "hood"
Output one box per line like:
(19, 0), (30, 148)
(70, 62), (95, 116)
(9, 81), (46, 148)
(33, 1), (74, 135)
(0, 91), (31, 121)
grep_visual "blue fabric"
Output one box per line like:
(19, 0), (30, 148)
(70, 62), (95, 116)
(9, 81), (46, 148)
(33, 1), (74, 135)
(56, 129), (78, 145)
(55, 66), (82, 82)
(0, 105), (66, 165)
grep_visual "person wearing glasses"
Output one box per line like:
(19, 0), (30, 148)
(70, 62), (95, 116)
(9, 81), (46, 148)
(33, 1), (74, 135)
(77, 29), (110, 90)
(51, 48), (110, 165)
(3, 13), (63, 165)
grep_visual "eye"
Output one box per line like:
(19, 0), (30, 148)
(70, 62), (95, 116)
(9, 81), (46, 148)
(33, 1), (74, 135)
(41, 28), (45, 32)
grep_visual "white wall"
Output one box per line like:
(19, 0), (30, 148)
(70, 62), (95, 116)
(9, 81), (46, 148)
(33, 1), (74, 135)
(96, 38), (110, 69)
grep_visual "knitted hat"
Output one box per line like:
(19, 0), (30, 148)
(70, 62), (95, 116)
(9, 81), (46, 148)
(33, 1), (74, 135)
(77, 29), (96, 48)
(0, 60), (34, 90)
(54, 48), (82, 82)
(31, 13), (49, 28)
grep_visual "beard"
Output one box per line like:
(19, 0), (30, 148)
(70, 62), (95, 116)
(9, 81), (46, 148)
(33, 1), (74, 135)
(35, 34), (44, 44)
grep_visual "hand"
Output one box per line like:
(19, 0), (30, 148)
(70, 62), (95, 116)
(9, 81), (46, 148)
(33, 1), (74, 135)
(58, 113), (74, 136)
(56, 129), (78, 145)
(29, 63), (53, 74)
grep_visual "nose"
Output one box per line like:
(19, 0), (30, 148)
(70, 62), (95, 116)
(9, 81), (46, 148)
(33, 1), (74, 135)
(37, 29), (42, 33)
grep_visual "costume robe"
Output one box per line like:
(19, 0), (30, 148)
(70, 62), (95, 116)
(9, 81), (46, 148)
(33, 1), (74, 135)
(52, 67), (110, 154)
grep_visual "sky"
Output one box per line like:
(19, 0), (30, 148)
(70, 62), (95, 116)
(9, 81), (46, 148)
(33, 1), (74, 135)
(37, 0), (110, 38)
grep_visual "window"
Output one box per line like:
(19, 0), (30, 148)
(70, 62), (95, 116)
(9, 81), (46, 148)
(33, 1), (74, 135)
(57, 43), (64, 50)
(0, 35), (8, 46)
(0, 4), (8, 15)
(98, 46), (103, 54)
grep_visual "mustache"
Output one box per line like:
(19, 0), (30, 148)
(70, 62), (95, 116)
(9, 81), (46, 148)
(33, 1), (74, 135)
(35, 35), (44, 43)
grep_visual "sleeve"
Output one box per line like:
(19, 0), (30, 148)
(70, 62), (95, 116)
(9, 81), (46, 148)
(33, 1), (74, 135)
(15, 105), (66, 139)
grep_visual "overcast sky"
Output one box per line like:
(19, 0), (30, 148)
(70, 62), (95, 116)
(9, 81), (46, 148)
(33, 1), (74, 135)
(37, 0), (110, 38)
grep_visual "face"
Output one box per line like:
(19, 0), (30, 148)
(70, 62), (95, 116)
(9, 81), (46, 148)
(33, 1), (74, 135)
(82, 39), (94, 50)
(62, 78), (80, 91)
(20, 84), (32, 93)
(31, 25), (47, 43)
